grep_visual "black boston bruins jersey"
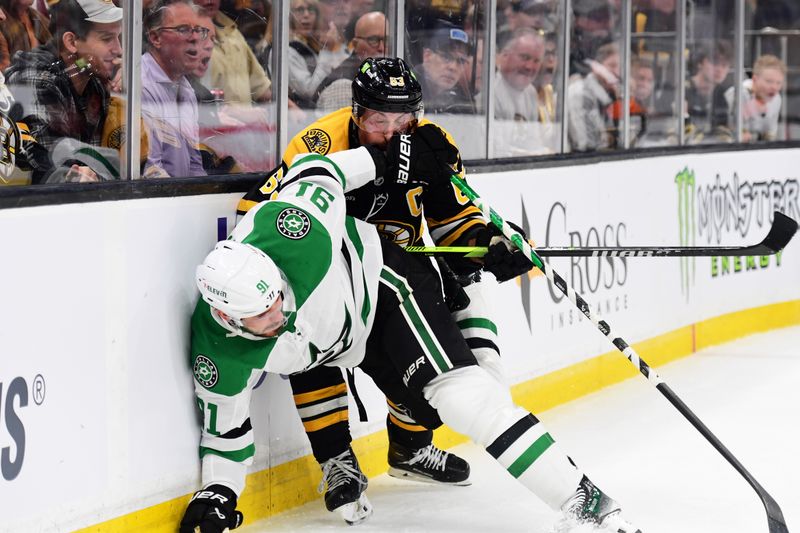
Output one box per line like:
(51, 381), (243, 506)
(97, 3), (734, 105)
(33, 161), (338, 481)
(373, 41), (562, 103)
(237, 106), (486, 248)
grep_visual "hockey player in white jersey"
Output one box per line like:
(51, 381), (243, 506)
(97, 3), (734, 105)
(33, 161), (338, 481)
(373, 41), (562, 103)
(180, 143), (642, 533)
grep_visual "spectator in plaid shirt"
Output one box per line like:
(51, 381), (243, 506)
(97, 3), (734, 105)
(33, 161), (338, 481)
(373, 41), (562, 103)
(3, 0), (123, 183)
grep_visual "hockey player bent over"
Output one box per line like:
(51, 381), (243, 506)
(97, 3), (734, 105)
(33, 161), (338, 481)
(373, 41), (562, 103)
(237, 57), (533, 519)
(180, 145), (642, 533)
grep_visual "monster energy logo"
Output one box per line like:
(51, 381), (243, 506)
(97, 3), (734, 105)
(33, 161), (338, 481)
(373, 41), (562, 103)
(677, 168), (797, 296)
(675, 167), (696, 299)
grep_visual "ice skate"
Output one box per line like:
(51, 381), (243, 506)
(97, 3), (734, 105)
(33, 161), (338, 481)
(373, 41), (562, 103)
(387, 442), (471, 486)
(558, 475), (641, 533)
(318, 447), (373, 524)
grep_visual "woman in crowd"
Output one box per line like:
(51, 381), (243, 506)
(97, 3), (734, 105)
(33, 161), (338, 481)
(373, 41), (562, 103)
(0, 0), (52, 71)
(288, 0), (347, 108)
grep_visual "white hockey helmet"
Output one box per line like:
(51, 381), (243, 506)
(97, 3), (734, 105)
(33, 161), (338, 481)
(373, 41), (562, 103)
(196, 240), (284, 321)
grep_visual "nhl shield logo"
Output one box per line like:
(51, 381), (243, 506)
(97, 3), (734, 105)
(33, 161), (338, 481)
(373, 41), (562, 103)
(277, 208), (311, 239)
(194, 355), (218, 388)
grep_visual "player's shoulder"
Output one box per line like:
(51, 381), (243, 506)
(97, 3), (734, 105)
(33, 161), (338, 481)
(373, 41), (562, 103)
(190, 301), (274, 396)
(287, 108), (352, 159)
(417, 118), (460, 149)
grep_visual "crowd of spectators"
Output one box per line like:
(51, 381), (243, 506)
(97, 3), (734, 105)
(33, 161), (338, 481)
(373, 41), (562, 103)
(0, 0), (795, 185)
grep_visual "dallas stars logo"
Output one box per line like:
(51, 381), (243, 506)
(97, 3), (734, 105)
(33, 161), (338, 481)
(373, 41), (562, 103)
(193, 355), (218, 388)
(277, 208), (311, 239)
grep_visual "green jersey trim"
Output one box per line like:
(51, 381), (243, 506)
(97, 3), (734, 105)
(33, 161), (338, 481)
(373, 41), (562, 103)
(292, 153), (346, 189)
(345, 216), (371, 325)
(457, 317), (498, 335)
(506, 433), (555, 478)
(199, 444), (257, 463)
(379, 266), (452, 374)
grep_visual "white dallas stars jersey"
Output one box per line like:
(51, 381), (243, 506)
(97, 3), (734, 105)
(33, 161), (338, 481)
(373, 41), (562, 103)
(189, 148), (382, 494)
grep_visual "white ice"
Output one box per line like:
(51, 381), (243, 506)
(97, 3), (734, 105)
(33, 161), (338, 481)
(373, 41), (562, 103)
(240, 325), (800, 533)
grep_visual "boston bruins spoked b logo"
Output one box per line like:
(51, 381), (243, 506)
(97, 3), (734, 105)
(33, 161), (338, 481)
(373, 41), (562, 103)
(277, 208), (311, 239)
(194, 355), (218, 388)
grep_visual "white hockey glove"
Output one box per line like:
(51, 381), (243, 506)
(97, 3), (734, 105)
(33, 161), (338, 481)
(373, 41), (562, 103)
(179, 484), (243, 533)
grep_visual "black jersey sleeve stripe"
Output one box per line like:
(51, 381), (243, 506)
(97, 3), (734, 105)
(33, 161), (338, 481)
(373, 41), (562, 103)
(466, 337), (500, 354)
(281, 165), (339, 190)
(218, 418), (253, 440)
(486, 413), (540, 458)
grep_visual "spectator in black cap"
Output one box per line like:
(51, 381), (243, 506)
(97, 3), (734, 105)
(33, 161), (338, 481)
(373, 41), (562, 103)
(414, 20), (476, 114)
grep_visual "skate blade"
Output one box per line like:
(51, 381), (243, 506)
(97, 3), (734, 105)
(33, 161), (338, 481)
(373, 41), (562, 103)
(337, 493), (373, 525)
(387, 467), (472, 486)
(550, 514), (642, 533)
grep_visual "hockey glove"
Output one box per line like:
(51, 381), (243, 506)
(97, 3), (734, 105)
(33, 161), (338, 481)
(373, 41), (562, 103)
(179, 484), (244, 533)
(477, 222), (534, 283)
(386, 124), (462, 188)
(436, 257), (471, 312)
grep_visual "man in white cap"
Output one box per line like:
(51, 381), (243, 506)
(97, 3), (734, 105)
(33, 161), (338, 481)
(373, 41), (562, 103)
(3, 0), (123, 183)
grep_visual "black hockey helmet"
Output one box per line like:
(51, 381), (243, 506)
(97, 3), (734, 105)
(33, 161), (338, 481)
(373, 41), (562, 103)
(352, 57), (423, 119)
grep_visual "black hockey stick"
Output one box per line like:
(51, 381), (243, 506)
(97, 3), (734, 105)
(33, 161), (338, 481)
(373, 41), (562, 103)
(405, 211), (797, 258)
(450, 175), (790, 533)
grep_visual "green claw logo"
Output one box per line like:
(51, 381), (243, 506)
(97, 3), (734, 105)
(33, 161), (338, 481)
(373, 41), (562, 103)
(675, 167), (696, 299)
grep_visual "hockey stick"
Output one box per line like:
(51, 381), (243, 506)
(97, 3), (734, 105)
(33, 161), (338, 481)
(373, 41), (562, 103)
(450, 175), (790, 533)
(405, 212), (797, 258)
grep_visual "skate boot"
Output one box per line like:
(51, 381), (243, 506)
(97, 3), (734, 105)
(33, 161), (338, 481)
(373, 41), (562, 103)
(559, 475), (642, 533)
(387, 442), (471, 486)
(318, 447), (373, 525)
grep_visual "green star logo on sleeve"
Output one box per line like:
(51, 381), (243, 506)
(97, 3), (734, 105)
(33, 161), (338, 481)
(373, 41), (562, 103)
(277, 208), (311, 239)
(193, 355), (219, 388)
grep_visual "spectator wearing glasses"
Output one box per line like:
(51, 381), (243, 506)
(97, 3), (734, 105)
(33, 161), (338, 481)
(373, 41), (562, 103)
(141, 0), (206, 177)
(314, 11), (387, 112)
(0, 0), (53, 72)
(415, 20), (476, 114)
(4, 0), (124, 183)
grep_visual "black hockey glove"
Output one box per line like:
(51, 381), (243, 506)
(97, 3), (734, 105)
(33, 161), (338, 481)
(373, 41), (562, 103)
(436, 257), (471, 312)
(477, 222), (534, 283)
(385, 124), (462, 188)
(179, 484), (243, 533)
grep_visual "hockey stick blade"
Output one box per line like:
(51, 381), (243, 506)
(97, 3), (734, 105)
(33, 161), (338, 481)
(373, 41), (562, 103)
(449, 175), (790, 533)
(659, 383), (789, 533)
(405, 211), (798, 258)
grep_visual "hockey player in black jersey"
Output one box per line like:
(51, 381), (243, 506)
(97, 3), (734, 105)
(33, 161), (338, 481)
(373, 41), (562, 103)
(237, 57), (536, 523)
